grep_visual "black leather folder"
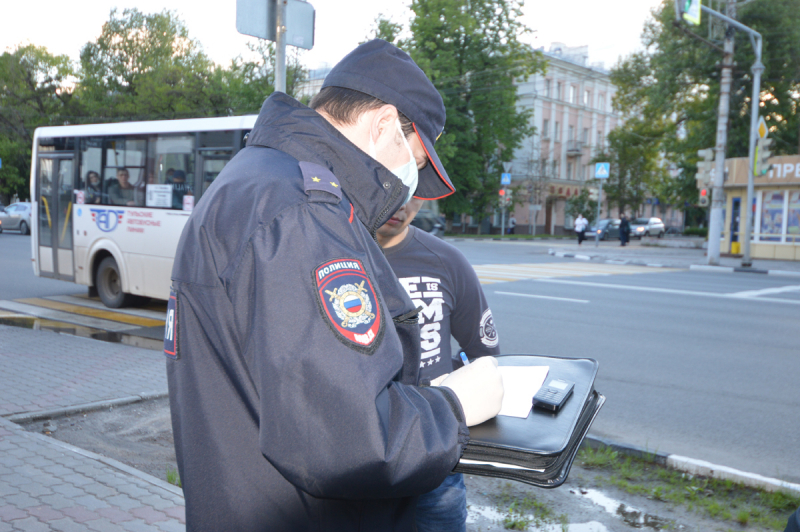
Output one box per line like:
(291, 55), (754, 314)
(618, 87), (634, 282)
(454, 354), (605, 488)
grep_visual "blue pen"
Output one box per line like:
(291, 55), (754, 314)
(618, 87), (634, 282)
(459, 351), (470, 366)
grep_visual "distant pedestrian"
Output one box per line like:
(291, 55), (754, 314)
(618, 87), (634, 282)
(619, 213), (630, 246)
(574, 214), (588, 245)
(508, 216), (516, 235)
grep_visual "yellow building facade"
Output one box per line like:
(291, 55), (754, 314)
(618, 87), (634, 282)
(723, 155), (800, 260)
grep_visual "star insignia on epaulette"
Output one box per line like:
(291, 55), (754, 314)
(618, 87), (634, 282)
(312, 177), (320, 182)
(330, 182), (339, 188)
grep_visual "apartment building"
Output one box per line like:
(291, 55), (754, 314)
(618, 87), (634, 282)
(507, 43), (619, 235)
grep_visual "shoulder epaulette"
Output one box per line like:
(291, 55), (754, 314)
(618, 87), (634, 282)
(299, 161), (342, 204)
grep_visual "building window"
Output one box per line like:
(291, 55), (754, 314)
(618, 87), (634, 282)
(556, 82), (563, 100)
(597, 130), (603, 148)
(542, 119), (550, 138)
(584, 90), (591, 107)
(569, 85), (576, 104)
(544, 79), (551, 98)
(582, 128), (589, 143)
(554, 121), (560, 140)
(567, 162), (573, 180)
(568, 125), (574, 142)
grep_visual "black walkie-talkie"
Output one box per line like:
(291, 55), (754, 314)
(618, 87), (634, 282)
(533, 378), (575, 412)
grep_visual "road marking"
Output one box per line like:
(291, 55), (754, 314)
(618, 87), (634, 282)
(44, 295), (167, 321)
(494, 291), (589, 304)
(14, 298), (165, 327)
(0, 300), (136, 331)
(728, 285), (800, 298)
(533, 278), (800, 305)
(472, 262), (675, 285)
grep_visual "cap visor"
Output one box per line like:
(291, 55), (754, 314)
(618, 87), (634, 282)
(412, 124), (455, 201)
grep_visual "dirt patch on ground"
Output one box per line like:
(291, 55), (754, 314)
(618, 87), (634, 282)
(21, 397), (176, 482)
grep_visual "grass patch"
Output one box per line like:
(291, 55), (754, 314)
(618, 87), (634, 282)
(494, 483), (566, 531)
(166, 466), (181, 488)
(577, 445), (800, 531)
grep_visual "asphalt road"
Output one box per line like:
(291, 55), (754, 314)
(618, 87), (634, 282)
(2, 234), (798, 485)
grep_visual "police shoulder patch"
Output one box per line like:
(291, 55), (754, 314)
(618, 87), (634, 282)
(300, 161), (342, 203)
(314, 258), (383, 351)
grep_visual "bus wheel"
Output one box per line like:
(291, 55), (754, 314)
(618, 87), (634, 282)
(97, 256), (133, 308)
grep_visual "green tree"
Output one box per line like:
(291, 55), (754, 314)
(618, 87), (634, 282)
(565, 189), (599, 225)
(224, 41), (308, 114)
(77, 8), (227, 120)
(404, 0), (545, 228)
(612, 0), (800, 209)
(0, 44), (76, 201)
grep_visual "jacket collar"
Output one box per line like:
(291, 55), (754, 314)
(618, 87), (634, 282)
(246, 93), (406, 237)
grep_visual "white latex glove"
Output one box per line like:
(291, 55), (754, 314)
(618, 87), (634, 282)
(438, 356), (504, 427)
(430, 373), (449, 387)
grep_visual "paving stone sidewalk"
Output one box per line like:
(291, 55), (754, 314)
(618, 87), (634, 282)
(0, 325), (183, 531)
(0, 326), (167, 418)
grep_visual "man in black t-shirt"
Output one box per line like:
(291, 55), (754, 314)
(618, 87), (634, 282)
(378, 198), (501, 532)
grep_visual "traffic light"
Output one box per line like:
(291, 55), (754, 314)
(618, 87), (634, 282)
(696, 148), (715, 187)
(498, 188), (512, 207)
(588, 187), (598, 201)
(754, 137), (774, 176)
(698, 187), (709, 207)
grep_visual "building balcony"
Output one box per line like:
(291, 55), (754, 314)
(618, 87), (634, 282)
(566, 140), (583, 157)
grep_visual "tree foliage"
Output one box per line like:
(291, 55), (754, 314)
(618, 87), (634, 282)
(611, 0), (800, 210)
(402, 0), (545, 223)
(0, 44), (76, 200)
(565, 189), (598, 225)
(0, 8), (305, 202)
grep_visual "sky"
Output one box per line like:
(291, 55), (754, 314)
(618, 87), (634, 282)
(1, 0), (664, 74)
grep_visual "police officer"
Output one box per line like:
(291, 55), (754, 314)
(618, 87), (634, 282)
(166, 40), (504, 531)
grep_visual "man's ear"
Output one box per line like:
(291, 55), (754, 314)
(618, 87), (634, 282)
(369, 104), (400, 145)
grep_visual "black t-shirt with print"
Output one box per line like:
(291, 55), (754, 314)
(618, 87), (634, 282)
(383, 226), (500, 382)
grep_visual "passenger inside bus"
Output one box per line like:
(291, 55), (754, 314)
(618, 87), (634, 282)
(170, 170), (193, 210)
(108, 168), (137, 206)
(85, 171), (102, 204)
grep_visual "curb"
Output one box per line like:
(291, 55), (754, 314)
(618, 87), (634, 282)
(3, 390), (169, 423)
(690, 264), (800, 277)
(548, 249), (672, 269)
(0, 415), (183, 497)
(584, 435), (800, 495)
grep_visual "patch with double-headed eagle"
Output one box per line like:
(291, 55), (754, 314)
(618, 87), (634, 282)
(314, 258), (383, 351)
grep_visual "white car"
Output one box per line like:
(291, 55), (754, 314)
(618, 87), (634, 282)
(0, 202), (32, 235)
(630, 217), (665, 239)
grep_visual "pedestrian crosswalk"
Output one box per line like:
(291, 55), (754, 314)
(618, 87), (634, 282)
(472, 262), (674, 285)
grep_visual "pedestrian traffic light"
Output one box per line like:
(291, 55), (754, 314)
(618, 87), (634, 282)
(698, 187), (709, 207)
(696, 148), (715, 186)
(754, 137), (773, 176)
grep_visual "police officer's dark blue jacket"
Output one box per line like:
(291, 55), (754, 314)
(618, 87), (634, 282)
(166, 92), (469, 531)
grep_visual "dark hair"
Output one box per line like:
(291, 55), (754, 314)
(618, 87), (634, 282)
(86, 171), (99, 179)
(310, 86), (414, 136)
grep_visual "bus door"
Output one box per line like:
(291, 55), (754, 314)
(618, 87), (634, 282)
(36, 155), (75, 280)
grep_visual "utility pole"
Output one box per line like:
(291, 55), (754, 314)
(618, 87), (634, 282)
(274, 0), (287, 93)
(706, 0), (735, 265)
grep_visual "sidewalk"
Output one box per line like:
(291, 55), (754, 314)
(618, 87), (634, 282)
(540, 238), (800, 274)
(0, 325), (184, 531)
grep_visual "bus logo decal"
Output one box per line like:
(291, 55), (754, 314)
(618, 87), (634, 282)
(90, 208), (124, 232)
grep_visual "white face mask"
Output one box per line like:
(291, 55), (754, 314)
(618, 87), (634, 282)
(369, 119), (419, 205)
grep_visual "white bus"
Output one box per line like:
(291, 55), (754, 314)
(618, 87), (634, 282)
(30, 115), (258, 308)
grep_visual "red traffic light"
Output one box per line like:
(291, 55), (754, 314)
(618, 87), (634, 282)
(499, 189), (506, 196)
(700, 189), (707, 197)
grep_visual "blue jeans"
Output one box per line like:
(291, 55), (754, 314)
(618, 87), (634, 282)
(785, 508), (800, 532)
(415, 473), (467, 532)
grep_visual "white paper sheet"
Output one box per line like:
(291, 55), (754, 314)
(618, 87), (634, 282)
(497, 366), (549, 418)
(459, 458), (545, 472)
